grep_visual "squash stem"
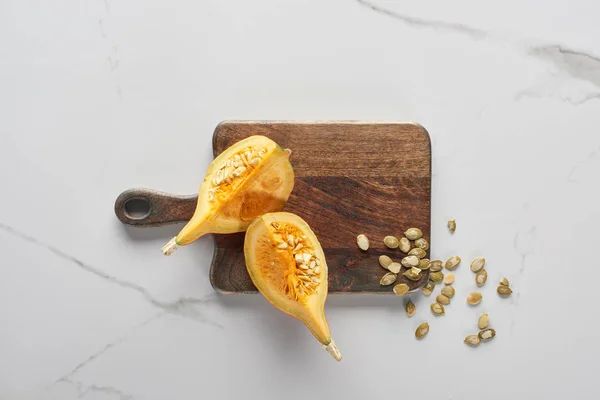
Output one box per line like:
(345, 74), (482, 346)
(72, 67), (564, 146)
(324, 340), (342, 361)
(162, 237), (179, 256)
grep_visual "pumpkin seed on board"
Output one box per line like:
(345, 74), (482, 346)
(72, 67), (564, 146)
(478, 313), (489, 330)
(356, 234), (369, 251)
(470, 257), (485, 272)
(401, 255), (420, 268)
(393, 283), (410, 296)
(448, 219), (456, 233)
(475, 269), (488, 287)
(419, 258), (431, 270)
(436, 294), (450, 305)
(422, 281), (435, 296)
(399, 237), (411, 253)
(467, 292), (483, 305)
(441, 285), (455, 298)
(444, 273), (455, 285)
(415, 322), (429, 339)
(405, 301), (416, 318)
(380, 272), (397, 286)
(383, 236), (399, 249)
(409, 248), (427, 259)
(403, 267), (422, 281)
(478, 328), (496, 341)
(387, 262), (402, 274)
(464, 334), (480, 346)
(497, 286), (513, 297)
(429, 260), (444, 272)
(379, 255), (393, 269)
(415, 238), (429, 250)
(405, 228), (423, 240)
(445, 256), (461, 271)
(430, 302), (445, 315)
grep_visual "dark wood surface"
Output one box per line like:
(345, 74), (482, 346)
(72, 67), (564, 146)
(115, 121), (432, 294)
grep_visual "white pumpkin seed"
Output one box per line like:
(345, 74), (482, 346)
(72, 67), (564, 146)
(415, 322), (429, 339)
(356, 234), (369, 251)
(383, 236), (399, 249)
(380, 272), (397, 286)
(429, 260), (444, 272)
(444, 273), (455, 285)
(403, 267), (422, 281)
(401, 255), (420, 268)
(387, 262), (402, 274)
(475, 269), (487, 287)
(497, 286), (513, 297)
(470, 257), (486, 272)
(415, 238), (429, 250)
(419, 258), (431, 270)
(467, 292), (483, 305)
(478, 313), (489, 330)
(393, 283), (410, 296)
(500, 277), (509, 286)
(478, 328), (496, 341)
(441, 285), (455, 298)
(430, 302), (445, 315)
(277, 242), (289, 250)
(422, 281), (435, 296)
(408, 248), (427, 259)
(405, 228), (423, 240)
(405, 301), (416, 317)
(445, 256), (462, 271)
(429, 271), (444, 283)
(379, 255), (393, 269)
(448, 219), (456, 233)
(399, 237), (411, 253)
(436, 294), (450, 305)
(464, 334), (480, 346)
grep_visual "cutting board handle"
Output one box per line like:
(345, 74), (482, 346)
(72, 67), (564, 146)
(114, 188), (197, 227)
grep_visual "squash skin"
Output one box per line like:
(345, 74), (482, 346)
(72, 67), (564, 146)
(162, 135), (294, 255)
(244, 212), (341, 361)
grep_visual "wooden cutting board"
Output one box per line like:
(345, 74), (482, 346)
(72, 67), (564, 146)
(115, 121), (431, 294)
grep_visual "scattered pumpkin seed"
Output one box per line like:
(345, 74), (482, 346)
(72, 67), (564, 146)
(405, 301), (416, 317)
(403, 267), (422, 281)
(429, 260), (444, 272)
(441, 285), (455, 298)
(380, 272), (397, 286)
(401, 255), (420, 268)
(497, 286), (513, 297)
(475, 269), (488, 287)
(478, 313), (489, 330)
(405, 228), (423, 240)
(419, 258), (431, 270)
(415, 238), (429, 250)
(470, 257), (485, 272)
(429, 271), (444, 283)
(478, 328), (496, 341)
(445, 256), (462, 270)
(387, 262), (402, 274)
(399, 237), (411, 253)
(436, 294), (450, 305)
(422, 281), (435, 296)
(356, 234), (369, 251)
(444, 273), (455, 285)
(379, 255), (393, 269)
(464, 334), (480, 346)
(415, 322), (429, 339)
(430, 302), (445, 315)
(500, 277), (510, 286)
(409, 248), (427, 259)
(467, 292), (483, 305)
(383, 235), (399, 249)
(393, 283), (410, 296)
(448, 219), (456, 233)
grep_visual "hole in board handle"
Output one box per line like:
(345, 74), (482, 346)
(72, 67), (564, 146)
(124, 197), (151, 220)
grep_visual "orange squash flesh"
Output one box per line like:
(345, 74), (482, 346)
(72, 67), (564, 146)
(244, 212), (341, 361)
(162, 135), (295, 255)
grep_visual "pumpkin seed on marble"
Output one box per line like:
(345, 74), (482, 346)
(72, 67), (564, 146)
(444, 273), (455, 285)
(436, 294), (450, 305)
(405, 300), (416, 318)
(393, 283), (410, 296)
(415, 322), (429, 339)
(475, 269), (488, 287)
(470, 257), (485, 272)
(478, 328), (496, 341)
(441, 285), (455, 298)
(383, 236), (399, 249)
(422, 281), (435, 296)
(379, 255), (393, 269)
(380, 272), (397, 286)
(464, 334), (480, 346)
(401, 255), (420, 268)
(399, 237), (411, 253)
(415, 238), (429, 250)
(478, 313), (489, 330)
(467, 292), (483, 305)
(356, 234), (369, 251)
(448, 219), (456, 233)
(429, 260), (444, 272)
(429, 271), (444, 283)
(403, 267), (422, 281)
(497, 285), (513, 297)
(500, 277), (510, 286)
(404, 228), (423, 240)
(445, 256), (461, 271)
(387, 262), (402, 274)
(430, 302), (445, 315)
(419, 258), (431, 270)
(409, 248), (427, 259)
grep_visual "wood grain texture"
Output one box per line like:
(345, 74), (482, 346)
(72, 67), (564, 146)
(210, 121), (431, 294)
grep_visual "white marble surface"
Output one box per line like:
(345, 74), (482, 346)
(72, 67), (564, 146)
(1, 0), (599, 399)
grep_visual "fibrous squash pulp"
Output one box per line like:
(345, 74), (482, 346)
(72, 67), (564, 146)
(162, 135), (295, 255)
(244, 212), (342, 361)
